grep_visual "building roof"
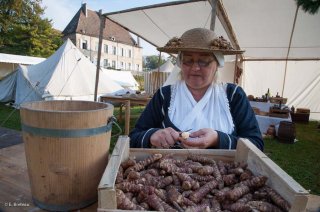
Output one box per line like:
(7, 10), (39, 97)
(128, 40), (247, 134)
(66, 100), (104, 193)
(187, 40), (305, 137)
(0, 53), (45, 65)
(62, 4), (138, 46)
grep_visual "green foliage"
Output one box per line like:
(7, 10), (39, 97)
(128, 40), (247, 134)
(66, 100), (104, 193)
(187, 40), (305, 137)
(143, 55), (166, 70)
(0, 0), (63, 57)
(167, 55), (177, 65)
(133, 75), (144, 91)
(295, 0), (320, 14)
(0, 103), (21, 130)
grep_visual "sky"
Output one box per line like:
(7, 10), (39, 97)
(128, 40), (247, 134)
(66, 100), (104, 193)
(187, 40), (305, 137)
(40, 0), (178, 56)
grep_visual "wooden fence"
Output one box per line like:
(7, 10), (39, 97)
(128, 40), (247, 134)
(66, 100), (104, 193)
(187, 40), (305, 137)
(131, 71), (170, 95)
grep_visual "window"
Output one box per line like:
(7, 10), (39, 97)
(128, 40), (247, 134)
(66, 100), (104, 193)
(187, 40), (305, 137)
(120, 62), (124, 69)
(121, 48), (124, 57)
(136, 64), (140, 71)
(128, 50), (132, 58)
(128, 63), (131, 70)
(103, 59), (108, 68)
(104, 44), (108, 53)
(112, 46), (116, 55)
(82, 40), (88, 50)
(95, 42), (99, 51)
(112, 61), (116, 68)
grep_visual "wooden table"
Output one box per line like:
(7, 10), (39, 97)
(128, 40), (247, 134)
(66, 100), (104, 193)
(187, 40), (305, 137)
(100, 95), (151, 135)
(1, 143), (320, 212)
(249, 101), (292, 135)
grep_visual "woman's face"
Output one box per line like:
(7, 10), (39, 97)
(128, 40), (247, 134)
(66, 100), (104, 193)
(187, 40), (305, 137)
(181, 52), (218, 91)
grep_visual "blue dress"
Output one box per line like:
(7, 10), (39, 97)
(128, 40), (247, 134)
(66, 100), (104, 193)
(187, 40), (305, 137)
(129, 83), (264, 151)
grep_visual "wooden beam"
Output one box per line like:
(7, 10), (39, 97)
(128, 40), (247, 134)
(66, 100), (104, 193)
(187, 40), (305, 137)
(94, 10), (105, 102)
(242, 58), (320, 62)
(234, 55), (238, 83)
(210, 0), (217, 30)
(214, 0), (243, 84)
(215, 0), (243, 61)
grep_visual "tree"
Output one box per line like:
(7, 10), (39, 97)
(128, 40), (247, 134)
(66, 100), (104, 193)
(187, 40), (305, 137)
(143, 55), (166, 71)
(167, 55), (177, 65)
(0, 0), (63, 57)
(295, 0), (320, 14)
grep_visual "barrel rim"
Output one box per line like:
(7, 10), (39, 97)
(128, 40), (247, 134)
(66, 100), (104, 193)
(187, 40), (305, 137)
(20, 100), (114, 113)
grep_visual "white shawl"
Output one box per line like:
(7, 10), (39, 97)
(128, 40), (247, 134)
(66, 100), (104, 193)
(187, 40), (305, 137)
(168, 81), (234, 134)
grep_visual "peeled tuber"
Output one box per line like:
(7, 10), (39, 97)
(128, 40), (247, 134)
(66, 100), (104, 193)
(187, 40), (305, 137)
(180, 131), (190, 139)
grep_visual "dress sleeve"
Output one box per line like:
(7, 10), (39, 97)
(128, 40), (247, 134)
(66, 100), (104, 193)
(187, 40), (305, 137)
(216, 84), (264, 151)
(129, 88), (165, 148)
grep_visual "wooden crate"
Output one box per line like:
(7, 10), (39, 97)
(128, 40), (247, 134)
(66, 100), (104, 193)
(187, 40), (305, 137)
(269, 108), (290, 118)
(98, 136), (309, 212)
(296, 108), (310, 114)
(270, 97), (288, 104)
(291, 112), (310, 123)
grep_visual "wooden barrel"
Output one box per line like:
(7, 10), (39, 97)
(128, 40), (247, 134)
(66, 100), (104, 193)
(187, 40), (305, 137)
(20, 100), (114, 211)
(266, 124), (276, 137)
(278, 121), (296, 144)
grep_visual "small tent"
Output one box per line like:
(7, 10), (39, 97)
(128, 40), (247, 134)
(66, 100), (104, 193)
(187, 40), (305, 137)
(0, 39), (123, 105)
(144, 60), (174, 94)
(101, 68), (139, 90)
(0, 53), (45, 80)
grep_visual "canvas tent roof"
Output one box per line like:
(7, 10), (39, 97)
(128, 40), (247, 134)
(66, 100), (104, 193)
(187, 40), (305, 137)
(104, 0), (320, 60)
(0, 39), (123, 105)
(0, 53), (45, 65)
(103, 0), (320, 120)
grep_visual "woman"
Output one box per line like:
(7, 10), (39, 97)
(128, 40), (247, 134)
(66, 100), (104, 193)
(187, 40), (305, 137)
(129, 28), (263, 151)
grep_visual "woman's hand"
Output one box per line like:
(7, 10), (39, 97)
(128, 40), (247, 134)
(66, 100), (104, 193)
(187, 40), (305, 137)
(180, 128), (218, 149)
(150, 127), (180, 148)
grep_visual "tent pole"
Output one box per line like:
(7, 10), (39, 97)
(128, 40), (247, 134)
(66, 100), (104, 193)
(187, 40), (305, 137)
(94, 9), (105, 102)
(233, 55), (238, 84)
(281, 5), (299, 97)
(156, 52), (162, 93)
(210, 0), (217, 30)
(215, 0), (243, 62)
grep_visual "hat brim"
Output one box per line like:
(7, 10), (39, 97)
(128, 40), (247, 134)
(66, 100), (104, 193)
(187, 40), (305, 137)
(157, 47), (245, 55)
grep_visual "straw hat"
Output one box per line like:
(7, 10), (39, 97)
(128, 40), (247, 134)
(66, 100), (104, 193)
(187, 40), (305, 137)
(157, 28), (244, 55)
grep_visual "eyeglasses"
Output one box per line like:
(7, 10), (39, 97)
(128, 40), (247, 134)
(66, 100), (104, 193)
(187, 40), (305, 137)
(182, 59), (215, 68)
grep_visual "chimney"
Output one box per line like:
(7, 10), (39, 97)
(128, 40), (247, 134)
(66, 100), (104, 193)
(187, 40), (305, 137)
(82, 3), (87, 17)
(137, 36), (140, 47)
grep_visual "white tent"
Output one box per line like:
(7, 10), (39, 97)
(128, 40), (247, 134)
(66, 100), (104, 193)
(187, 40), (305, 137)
(104, 0), (320, 120)
(101, 68), (140, 90)
(0, 53), (45, 79)
(0, 39), (123, 105)
(151, 60), (174, 72)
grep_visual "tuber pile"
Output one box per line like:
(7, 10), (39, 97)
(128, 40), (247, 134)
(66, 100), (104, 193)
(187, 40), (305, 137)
(114, 153), (292, 211)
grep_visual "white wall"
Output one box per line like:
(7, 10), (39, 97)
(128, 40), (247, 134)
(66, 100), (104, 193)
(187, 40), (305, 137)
(242, 60), (320, 120)
(217, 61), (236, 83)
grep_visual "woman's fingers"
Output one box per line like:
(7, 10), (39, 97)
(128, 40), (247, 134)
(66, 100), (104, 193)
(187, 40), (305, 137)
(150, 127), (179, 148)
(181, 137), (204, 148)
(181, 129), (218, 149)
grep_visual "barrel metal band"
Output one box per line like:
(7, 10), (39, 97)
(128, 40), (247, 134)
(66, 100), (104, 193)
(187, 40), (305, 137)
(21, 122), (113, 138)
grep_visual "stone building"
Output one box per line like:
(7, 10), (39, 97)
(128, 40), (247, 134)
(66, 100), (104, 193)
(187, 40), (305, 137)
(62, 3), (143, 71)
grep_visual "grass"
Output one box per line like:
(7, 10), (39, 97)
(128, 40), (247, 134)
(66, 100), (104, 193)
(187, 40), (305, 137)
(1, 102), (319, 195)
(264, 122), (320, 195)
